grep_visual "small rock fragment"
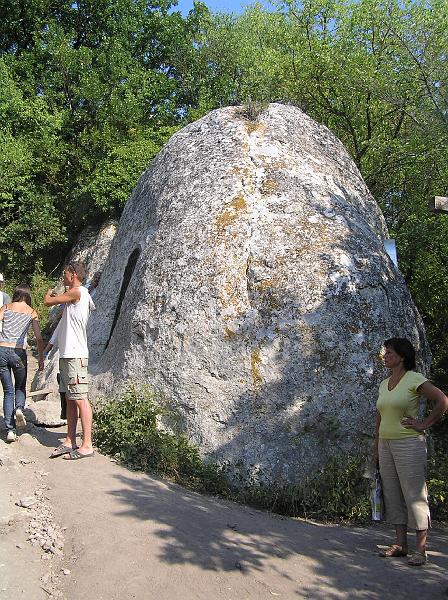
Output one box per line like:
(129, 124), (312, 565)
(16, 497), (37, 508)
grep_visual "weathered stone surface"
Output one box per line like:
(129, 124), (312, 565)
(47, 219), (117, 328)
(31, 348), (60, 404)
(24, 402), (65, 427)
(31, 220), (118, 403)
(66, 219), (118, 281)
(88, 103), (430, 485)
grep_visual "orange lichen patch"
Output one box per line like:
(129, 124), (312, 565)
(216, 260), (248, 315)
(257, 279), (275, 292)
(227, 165), (255, 190)
(224, 326), (237, 340)
(245, 121), (265, 134)
(216, 195), (247, 234)
(220, 279), (242, 309)
(261, 178), (278, 195)
(251, 347), (263, 388)
(229, 166), (251, 178)
(256, 277), (282, 295)
(266, 159), (288, 170)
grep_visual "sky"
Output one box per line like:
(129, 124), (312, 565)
(173, 0), (275, 16)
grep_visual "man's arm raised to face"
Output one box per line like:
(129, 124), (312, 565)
(43, 287), (81, 307)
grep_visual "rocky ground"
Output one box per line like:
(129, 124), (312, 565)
(0, 430), (66, 598)
(1, 425), (448, 600)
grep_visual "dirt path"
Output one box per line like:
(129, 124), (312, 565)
(1, 422), (447, 600)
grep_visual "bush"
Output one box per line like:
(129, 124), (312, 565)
(29, 262), (58, 332)
(93, 386), (227, 494)
(233, 455), (370, 522)
(428, 415), (448, 522)
(3, 261), (57, 338)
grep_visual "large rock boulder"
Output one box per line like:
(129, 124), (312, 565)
(47, 219), (118, 327)
(31, 342), (62, 402)
(88, 103), (430, 485)
(65, 219), (118, 283)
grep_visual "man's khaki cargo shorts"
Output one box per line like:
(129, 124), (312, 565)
(59, 358), (89, 400)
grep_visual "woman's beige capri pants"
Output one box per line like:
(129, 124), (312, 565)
(379, 435), (430, 531)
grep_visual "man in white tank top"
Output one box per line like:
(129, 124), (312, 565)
(44, 261), (95, 459)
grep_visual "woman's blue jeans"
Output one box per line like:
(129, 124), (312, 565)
(0, 347), (27, 431)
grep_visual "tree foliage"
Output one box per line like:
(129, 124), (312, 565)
(0, 0), (202, 275)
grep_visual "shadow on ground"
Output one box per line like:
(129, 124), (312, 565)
(0, 418), (77, 452)
(107, 470), (448, 599)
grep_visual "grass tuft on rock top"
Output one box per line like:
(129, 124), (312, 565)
(236, 97), (267, 122)
(94, 386), (374, 521)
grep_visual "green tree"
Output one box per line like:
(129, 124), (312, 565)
(0, 1), (204, 275)
(0, 58), (64, 276)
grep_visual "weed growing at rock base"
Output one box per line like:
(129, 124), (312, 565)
(93, 386), (227, 494)
(428, 414), (448, 522)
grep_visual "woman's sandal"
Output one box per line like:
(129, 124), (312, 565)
(407, 551), (427, 566)
(379, 544), (408, 557)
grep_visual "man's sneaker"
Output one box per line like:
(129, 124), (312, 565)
(6, 431), (17, 443)
(15, 409), (26, 429)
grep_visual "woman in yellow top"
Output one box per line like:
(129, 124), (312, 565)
(374, 338), (448, 566)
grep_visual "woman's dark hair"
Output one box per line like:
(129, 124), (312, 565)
(12, 284), (32, 306)
(384, 337), (416, 371)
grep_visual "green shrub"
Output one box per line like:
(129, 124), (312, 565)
(428, 415), (448, 522)
(233, 455), (370, 522)
(3, 261), (57, 337)
(93, 386), (227, 494)
(30, 262), (58, 332)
